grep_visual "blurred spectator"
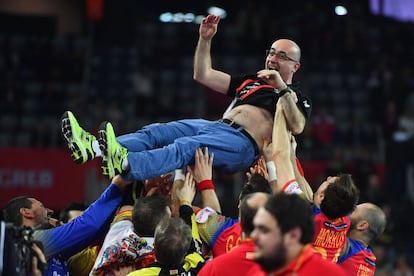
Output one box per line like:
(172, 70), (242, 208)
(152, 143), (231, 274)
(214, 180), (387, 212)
(59, 201), (98, 276)
(310, 106), (336, 146)
(398, 92), (414, 138)
(131, 66), (155, 117)
(392, 253), (414, 276)
(347, 146), (378, 202)
(381, 101), (399, 141)
(372, 244), (393, 275)
(365, 174), (387, 205)
(324, 147), (347, 177)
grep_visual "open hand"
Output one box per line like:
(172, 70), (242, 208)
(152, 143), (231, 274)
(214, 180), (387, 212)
(199, 14), (220, 40)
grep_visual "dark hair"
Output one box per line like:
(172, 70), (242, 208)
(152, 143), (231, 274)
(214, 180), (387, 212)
(264, 193), (314, 244)
(59, 202), (88, 223)
(154, 217), (192, 266)
(239, 173), (272, 201)
(132, 195), (170, 236)
(321, 174), (359, 219)
(2, 196), (32, 226)
(240, 193), (270, 236)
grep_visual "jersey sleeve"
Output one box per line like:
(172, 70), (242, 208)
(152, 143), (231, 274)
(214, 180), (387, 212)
(180, 205), (203, 256)
(195, 207), (233, 247)
(227, 75), (246, 97)
(33, 183), (123, 259)
(296, 92), (312, 119)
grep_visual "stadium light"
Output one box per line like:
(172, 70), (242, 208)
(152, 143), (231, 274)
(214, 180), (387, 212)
(159, 6), (227, 24)
(335, 5), (348, 16)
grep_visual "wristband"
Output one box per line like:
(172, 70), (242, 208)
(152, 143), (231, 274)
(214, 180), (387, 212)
(174, 169), (185, 181)
(180, 200), (192, 206)
(266, 161), (277, 181)
(282, 179), (303, 195)
(197, 179), (215, 192)
(278, 87), (292, 97)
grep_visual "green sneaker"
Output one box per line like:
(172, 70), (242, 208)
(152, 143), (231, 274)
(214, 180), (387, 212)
(98, 121), (128, 179)
(61, 111), (96, 164)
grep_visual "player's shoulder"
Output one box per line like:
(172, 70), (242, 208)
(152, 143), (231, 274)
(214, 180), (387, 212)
(309, 253), (348, 275)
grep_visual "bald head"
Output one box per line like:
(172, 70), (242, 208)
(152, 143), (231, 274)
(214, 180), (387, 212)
(272, 39), (301, 62)
(266, 39), (301, 83)
(350, 203), (386, 243)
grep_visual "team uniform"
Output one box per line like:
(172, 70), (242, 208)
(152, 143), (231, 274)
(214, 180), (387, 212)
(226, 75), (311, 120)
(127, 252), (204, 276)
(116, 74), (312, 181)
(198, 239), (261, 276)
(312, 205), (351, 263)
(91, 211), (156, 275)
(195, 207), (241, 257)
(66, 245), (99, 276)
(248, 244), (348, 276)
(32, 184), (123, 276)
(337, 237), (376, 275)
(127, 205), (205, 276)
(210, 221), (242, 257)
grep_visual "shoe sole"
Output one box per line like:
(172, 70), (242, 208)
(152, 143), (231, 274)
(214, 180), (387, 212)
(61, 111), (88, 164)
(98, 121), (114, 178)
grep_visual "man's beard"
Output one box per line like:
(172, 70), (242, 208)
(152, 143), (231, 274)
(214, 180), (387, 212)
(255, 241), (287, 273)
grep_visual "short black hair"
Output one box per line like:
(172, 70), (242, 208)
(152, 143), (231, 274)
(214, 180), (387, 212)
(132, 195), (170, 236)
(264, 193), (314, 244)
(240, 193), (270, 236)
(2, 196), (32, 226)
(321, 174), (359, 219)
(59, 202), (88, 223)
(239, 173), (272, 201)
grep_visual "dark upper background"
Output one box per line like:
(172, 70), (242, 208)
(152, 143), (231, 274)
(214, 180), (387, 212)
(1, 0), (414, 272)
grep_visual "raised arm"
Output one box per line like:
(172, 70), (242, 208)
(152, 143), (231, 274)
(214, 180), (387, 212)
(279, 92), (306, 134)
(175, 172), (204, 256)
(188, 147), (221, 213)
(262, 141), (278, 192)
(290, 136), (314, 203)
(193, 14), (231, 94)
(33, 176), (128, 259)
(257, 69), (307, 134)
(258, 83), (309, 197)
(270, 100), (308, 198)
(170, 177), (184, 218)
(246, 155), (270, 182)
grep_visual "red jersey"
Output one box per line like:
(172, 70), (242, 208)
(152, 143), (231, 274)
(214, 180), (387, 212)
(312, 205), (350, 262)
(248, 244), (348, 276)
(195, 207), (240, 257)
(198, 239), (260, 276)
(212, 221), (242, 257)
(338, 238), (376, 276)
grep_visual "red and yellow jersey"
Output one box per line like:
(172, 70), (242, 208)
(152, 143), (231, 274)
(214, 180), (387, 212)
(338, 237), (376, 276)
(248, 245), (348, 276)
(195, 207), (240, 257)
(198, 239), (260, 276)
(312, 205), (350, 263)
(211, 221), (242, 257)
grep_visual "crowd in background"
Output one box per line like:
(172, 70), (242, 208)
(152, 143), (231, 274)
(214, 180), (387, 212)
(1, 0), (414, 273)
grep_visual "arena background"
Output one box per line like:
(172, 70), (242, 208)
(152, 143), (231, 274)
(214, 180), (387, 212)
(0, 0), (414, 271)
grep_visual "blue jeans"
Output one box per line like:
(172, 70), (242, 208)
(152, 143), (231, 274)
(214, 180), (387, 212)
(116, 119), (260, 181)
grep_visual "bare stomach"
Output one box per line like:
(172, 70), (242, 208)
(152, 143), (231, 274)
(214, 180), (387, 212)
(223, 105), (273, 151)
